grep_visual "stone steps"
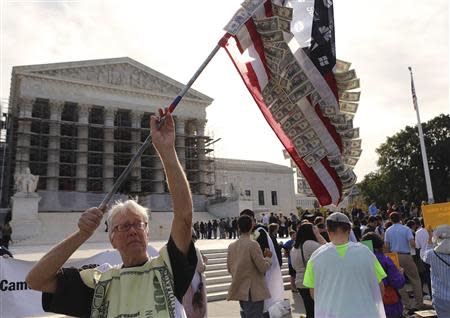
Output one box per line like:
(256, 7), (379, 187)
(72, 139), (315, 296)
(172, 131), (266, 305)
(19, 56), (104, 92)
(203, 249), (291, 302)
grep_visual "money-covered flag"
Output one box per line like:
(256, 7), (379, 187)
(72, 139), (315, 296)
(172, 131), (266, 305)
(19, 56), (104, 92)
(221, 0), (361, 206)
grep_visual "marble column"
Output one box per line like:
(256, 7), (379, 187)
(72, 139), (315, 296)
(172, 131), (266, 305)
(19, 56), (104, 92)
(197, 119), (208, 195)
(130, 111), (143, 192)
(47, 100), (64, 191)
(15, 97), (34, 173)
(76, 104), (90, 192)
(103, 107), (116, 192)
(175, 116), (186, 170)
(153, 159), (165, 193)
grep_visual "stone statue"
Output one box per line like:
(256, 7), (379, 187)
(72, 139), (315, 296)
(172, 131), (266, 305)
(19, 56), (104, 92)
(14, 167), (39, 194)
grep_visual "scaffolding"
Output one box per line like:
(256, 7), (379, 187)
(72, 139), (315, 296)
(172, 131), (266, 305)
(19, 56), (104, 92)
(4, 98), (216, 205)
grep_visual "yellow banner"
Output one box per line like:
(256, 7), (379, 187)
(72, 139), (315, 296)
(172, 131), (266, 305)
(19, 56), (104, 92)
(422, 202), (450, 228)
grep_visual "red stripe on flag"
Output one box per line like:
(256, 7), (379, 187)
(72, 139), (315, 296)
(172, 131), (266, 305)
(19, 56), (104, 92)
(264, 0), (273, 17)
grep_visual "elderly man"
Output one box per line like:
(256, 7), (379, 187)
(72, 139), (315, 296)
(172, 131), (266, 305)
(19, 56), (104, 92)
(26, 109), (197, 317)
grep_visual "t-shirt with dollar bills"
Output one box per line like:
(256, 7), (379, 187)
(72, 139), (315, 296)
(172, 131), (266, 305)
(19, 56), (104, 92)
(42, 237), (197, 318)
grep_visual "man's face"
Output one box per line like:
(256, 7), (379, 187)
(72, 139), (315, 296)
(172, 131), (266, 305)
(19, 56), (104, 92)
(110, 210), (149, 256)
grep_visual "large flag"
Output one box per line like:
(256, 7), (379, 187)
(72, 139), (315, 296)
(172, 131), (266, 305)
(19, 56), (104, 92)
(221, 0), (361, 206)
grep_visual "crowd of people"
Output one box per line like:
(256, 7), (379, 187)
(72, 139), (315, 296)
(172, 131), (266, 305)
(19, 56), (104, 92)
(192, 212), (299, 241)
(226, 204), (449, 318)
(7, 109), (450, 317)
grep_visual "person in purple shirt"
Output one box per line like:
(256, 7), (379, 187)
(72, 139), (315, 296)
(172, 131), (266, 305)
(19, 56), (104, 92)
(363, 232), (405, 318)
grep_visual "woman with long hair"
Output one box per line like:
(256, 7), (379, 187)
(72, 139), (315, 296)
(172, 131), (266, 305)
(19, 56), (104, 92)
(291, 223), (326, 318)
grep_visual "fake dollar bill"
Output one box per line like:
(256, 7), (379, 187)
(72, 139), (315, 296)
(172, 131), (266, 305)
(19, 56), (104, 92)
(336, 78), (360, 91)
(224, 7), (251, 35)
(339, 91), (360, 102)
(240, 0), (264, 14)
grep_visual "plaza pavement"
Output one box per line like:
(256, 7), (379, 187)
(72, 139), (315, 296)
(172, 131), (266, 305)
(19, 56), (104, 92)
(10, 238), (306, 318)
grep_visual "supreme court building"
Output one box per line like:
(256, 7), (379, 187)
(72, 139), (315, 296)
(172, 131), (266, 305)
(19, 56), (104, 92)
(2, 57), (215, 212)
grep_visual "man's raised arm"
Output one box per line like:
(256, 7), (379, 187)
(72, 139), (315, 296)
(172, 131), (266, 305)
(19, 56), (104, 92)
(25, 207), (103, 292)
(150, 109), (193, 255)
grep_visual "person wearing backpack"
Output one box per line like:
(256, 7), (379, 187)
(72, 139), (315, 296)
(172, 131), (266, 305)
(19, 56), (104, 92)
(362, 232), (405, 318)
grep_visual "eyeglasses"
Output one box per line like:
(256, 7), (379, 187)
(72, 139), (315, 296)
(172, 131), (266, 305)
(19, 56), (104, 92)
(113, 221), (147, 233)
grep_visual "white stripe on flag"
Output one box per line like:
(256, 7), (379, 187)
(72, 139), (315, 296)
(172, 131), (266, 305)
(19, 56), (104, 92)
(313, 163), (340, 205)
(288, 37), (339, 110)
(238, 25), (269, 90)
(296, 96), (340, 156)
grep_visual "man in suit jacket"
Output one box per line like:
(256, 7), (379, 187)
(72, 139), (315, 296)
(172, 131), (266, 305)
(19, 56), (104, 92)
(227, 215), (273, 318)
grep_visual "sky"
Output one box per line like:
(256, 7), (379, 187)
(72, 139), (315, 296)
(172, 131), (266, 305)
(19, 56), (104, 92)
(1, 0), (449, 182)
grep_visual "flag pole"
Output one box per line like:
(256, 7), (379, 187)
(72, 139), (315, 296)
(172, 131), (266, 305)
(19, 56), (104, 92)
(98, 36), (227, 211)
(408, 66), (434, 204)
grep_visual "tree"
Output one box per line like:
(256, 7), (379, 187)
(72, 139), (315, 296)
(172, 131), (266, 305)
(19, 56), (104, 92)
(358, 114), (450, 206)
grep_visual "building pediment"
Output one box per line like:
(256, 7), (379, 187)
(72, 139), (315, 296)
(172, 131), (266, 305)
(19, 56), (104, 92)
(13, 57), (213, 103)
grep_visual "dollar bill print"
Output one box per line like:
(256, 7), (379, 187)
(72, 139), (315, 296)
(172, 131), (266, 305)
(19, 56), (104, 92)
(260, 30), (285, 43)
(271, 74), (289, 88)
(320, 105), (337, 117)
(339, 101), (358, 113)
(272, 3), (293, 20)
(303, 147), (327, 167)
(338, 91), (360, 102)
(291, 107), (306, 122)
(285, 71), (308, 93)
(282, 61), (302, 80)
(264, 45), (286, 61)
(342, 171), (357, 190)
(240, 0), (264, 14)
(254, 16), (291, 34)
(272, 102), (296, 121)
(335, 120), (354, 132)
(296, 139), (321, 157)
(343, 156), (359, 166)
(343, 113), (354, 121)
(343, 148), (362, 158)
(340, 127), (360, 139)
(336, 78), (360, 91)
(329, 114), (347, 125)
(327, 154), (342, 167)
(287, 82), (314, 103)
(333, 163), (346, 175)
(335, 59), (351, 73)
(281, 113), (305, 131)
(310, 91), (322, 105)
(343, 139), (362, 149)
(223, 7), (251, 35)
(293, 129), (317, 148)
(335, 69), (356, 82)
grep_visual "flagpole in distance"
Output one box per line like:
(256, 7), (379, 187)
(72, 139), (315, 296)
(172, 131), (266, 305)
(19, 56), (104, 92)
(98, 35), (229, 211)
(408, 66), (434, 204)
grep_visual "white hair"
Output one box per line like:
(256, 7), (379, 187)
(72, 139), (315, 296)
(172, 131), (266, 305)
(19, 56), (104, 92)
(433, 225), (450, 255)
(107, 200), (149, 237)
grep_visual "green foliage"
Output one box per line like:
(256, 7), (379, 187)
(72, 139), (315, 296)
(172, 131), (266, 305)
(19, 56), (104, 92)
(358, 114), (450, 206)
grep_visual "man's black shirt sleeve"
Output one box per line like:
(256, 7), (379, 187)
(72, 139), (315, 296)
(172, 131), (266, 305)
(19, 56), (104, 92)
(167, 236), (198, 302)
(42, 267), (94, 318)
